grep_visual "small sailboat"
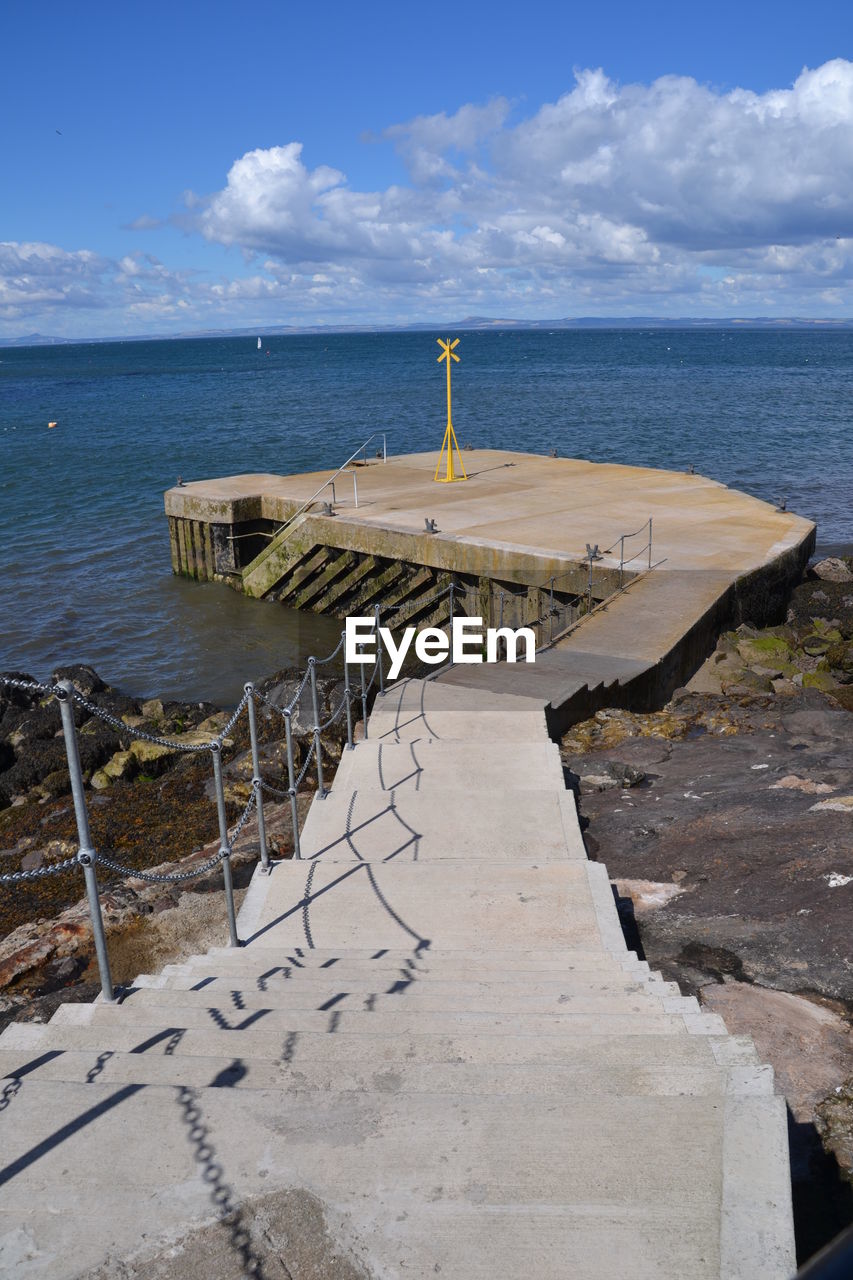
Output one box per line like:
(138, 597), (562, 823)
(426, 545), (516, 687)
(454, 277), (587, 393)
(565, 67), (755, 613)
(257, 337), (262, 350)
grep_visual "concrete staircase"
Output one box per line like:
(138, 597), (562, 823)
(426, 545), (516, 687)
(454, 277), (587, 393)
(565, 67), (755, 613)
(0, 678), (795, 1279)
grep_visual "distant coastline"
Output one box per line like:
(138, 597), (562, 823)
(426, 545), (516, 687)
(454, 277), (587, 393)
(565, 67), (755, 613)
(5, 314), (853, 348)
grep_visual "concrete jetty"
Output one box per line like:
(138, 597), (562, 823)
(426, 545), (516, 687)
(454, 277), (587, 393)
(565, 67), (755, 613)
(165, 449), (814, 729)
(0, 677), (795, 1277)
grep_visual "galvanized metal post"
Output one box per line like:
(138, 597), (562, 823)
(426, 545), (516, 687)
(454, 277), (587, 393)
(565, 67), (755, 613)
(619, 536), (625, 589)
(587, 552), (594, 615)
(283, 708), (301, 859)
(382, 433), (387, 463)
(244, 683), (269, 873)
(373, 604), (385, 696)
(309, 657), (325, 798)
(56, 682), (115, 1002)
(449, 580), (455, 630)
(499, 591), (505, 630)
(342, 632), (354, 750)
(648, 517), (653, 569)
(549, 578), (555, 643)
(360, 643), (369, 740)
(210, 743), (240, 947)
(352, 471), (358, 508)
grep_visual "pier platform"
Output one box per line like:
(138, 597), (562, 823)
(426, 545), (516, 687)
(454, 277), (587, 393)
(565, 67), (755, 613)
(165, 450), (814, 729)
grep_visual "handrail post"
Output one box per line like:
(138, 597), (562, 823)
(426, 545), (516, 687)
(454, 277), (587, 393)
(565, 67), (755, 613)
(360, 643), (369, 740)
(620, 535), (625, 590)
(352, 471), (358, 508)
(648, 517), (653, 569)
(283, 708), (301, 859)
(587, 552), (594, 615)
(210, 742), (240, 947)
(373, 604), (385, 696)
(549, 577), (554, 643)
(309, 657), (325, 798)
(343, 633), (354, 750)
(449, 580), (455, 630)
(383, 433), (387, 463)
(56, 682), (115, 1002)
(244, 683), (269, 873)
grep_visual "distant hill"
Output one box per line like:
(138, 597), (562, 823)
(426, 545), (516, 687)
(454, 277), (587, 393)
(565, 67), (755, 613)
(3, 316), (853, 348)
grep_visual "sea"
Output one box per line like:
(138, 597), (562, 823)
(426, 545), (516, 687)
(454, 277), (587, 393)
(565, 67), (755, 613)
(1, 328), (851, 706)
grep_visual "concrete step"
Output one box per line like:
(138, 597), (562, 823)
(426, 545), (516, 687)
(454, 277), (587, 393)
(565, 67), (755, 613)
(331, 739), (566, 792)
(0, 1081), (792, 1279)
(235, 859), (605, 949)
(117, 983), (684, 1018)
(0, 1047), (773, 1098)
(194, 944), (643, 971)
(48, 998), (719, 1038)
(130, 971), (680, 999)
(295, 787), (579, 862)
(0, 1019), (760, 1069)
(366, 707), (550, 742)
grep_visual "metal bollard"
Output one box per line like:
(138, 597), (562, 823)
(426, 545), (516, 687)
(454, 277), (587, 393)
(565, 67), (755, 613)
(244, 683), (269, 873)
(360, 644), (369, 740)
(56, 682), (115, 1002)
(210, 743), (240, 947)
(283, 708), (301, 859)
(342, 633), (354, 750)
(373, 603), (385, 696)
(648, 517), (653, 569)
(309, 657), (325, 798)
(549, 578), (555, 643)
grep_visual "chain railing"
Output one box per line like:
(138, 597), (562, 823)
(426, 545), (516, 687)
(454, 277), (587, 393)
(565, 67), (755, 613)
(0, 621), (377, 1003)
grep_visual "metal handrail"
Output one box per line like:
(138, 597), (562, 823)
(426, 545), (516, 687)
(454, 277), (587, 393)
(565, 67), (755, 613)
(271, 431), (387, 538)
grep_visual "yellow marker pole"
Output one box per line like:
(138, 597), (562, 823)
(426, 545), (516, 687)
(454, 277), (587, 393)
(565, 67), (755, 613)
(434, 337), (467, 483)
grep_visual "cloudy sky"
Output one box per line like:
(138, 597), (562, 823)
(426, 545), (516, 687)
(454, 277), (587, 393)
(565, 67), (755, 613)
(2, 1), (853, 337)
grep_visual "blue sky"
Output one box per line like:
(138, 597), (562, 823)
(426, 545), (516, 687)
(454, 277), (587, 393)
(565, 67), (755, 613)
(2, 0), (853, 336)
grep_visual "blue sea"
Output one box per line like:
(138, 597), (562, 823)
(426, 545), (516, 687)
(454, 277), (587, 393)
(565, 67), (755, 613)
(1, 329), (850, 704)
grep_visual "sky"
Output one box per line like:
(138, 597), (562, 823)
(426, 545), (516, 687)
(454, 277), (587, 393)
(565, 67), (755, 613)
(2, 0), (853, 338)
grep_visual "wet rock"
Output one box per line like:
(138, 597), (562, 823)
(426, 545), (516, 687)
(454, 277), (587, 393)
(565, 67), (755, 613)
(51, 664), (106, 697)
(812, 557), (853, 584)
(20, 848), (44, 872)
(103, 749), (136, 781)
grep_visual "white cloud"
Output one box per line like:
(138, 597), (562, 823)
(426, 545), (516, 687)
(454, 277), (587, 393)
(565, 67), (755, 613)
(5, 61), (853, 334)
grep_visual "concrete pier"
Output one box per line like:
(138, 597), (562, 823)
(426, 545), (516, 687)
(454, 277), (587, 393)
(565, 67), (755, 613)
(166, 450), (814, 728)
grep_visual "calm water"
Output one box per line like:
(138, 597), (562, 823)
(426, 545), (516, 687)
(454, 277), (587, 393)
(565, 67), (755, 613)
(1, 329), (850, 703)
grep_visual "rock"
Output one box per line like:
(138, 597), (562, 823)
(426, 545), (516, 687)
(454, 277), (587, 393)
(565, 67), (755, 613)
(90, 769), (111, 791)
(826, 641), (853, 679)
(20, 848), (45, 872)
(700, 983), (852, 1122)
(613, 878), (687, 914)
(141, 698), (164, 721)
(127, 739), (178, 775)
(812, 557), (853, 584)
(803, 671), (838, 691)
(809, 795), (853, 814)
(736, 634), (792, 666)
(103, 749), (137, 781)
(579, 772), (620, 792)
(770, 775), (836, 795)
(51, 664), (106, 697)
(721, 668), (774, 693)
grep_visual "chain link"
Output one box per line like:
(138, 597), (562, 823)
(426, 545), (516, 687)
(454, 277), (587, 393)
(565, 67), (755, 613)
(0, 854), (80, 885)
(94, 846), (230, 885)
(258, 776), (292, 800)
(0, 675), (54, 695)
(68, 688), (248, 753)
(317, 688), (349, 732)
(294, 738), (317, 788)
(313, 634), (345, 665)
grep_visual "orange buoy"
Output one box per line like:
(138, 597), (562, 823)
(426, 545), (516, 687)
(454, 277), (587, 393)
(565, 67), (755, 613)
(48, 421), (58, 429)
